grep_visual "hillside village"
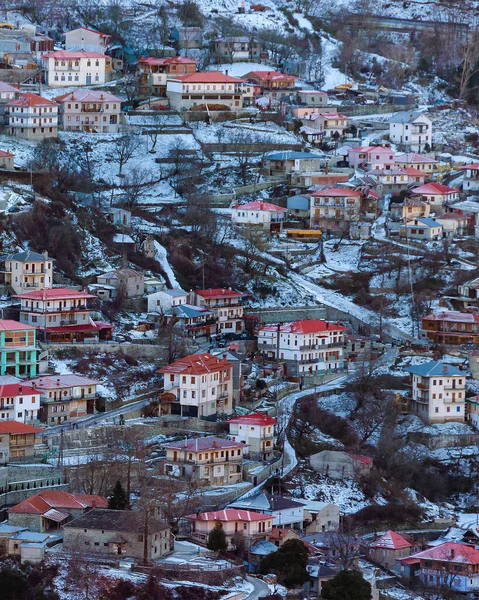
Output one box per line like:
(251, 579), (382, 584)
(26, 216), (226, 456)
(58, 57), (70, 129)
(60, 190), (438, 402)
(3, 0), (479, 599)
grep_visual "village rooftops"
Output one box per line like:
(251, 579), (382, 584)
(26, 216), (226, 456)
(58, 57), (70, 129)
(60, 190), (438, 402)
(161, 436), (245, 452)
(98, 268), (142, 279)
(372, 530), (412, 550)
(234, 201), (286, 212)
(459, 163), (479, 170)
(6, 93), (56, 108)
(15, 287), (96, 301)
(423, 311), (479, 323)
(54, 90), (122, 103)
(138, 56), (196, 65)
(406, 360), (463, 378)
(161, 289), (187, 297)
(159, 352), (232, 376)
(65, 508), (169, 532)
(9, 490), (107, 514)
(405, 217), (440, 228)
(408, 542), (479, 564)
(243, 70), (297, 82)
(167, 304), (213, 319)
(227, 413), (278, 426)
(5, 250), (51, 262)
(23, 374), (101, 389)
(303, 112), (348, 120)
(195, 288), (247, 299)
(41, 50), (107, 59)
(349, 145), (393, 153)
(187, 509), (270, 522)
(0, 421), (43, 435)
(396, 152), (438, 164)
(213, 36), (254, 43)
(0, 150), (13, 158)
(0, 383), (39, 397)
(260, 320), (347, 334)
(265, 150), (325, 160)
(0, 320), (36, 331)
(170, 71), (245, 83)
(229, 492), (304, 512)
(311, 188), (361, 198)
(411, 182), (459, 195)
(366, 167), (424, 177)
(389, 110), (428, 123)
(0, 81), (19, 93)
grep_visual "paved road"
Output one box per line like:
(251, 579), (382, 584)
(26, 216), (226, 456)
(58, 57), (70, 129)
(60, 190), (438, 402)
(245, 576), (270, 599)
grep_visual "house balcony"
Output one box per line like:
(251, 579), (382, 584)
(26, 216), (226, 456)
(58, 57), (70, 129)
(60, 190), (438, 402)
(416, 382), (429, 390)
(443, 383), (463, 390)
(54, 65), (81, 71)
(81, 107), (103, 113)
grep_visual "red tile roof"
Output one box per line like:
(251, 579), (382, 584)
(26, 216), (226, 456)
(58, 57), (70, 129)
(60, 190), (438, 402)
(459, 163), (479, 170)
(260, 320), (347, 334)
(234, 200), (286, 212)
(349, 146), (393, 154)
(0, 421), (43, 435)
(42, 50), (107, 59)
(196, 288), (247, 299)
(396, 153), (438, 164)
(161, 436), (245, 452)
(348, 453), (373, 465)
(411, 182), (459, 195)
(227, 412), (278, 426)
(187, 509), (271, 522)
(410, 542), (479, 564)
(54, 90), (122, 104)
(269, 527), (299, 541)
(311, 188), (361, 198)
(45, 323), (113, 333)
(0, 150), (13, 157)
(159, 352), (232, 376)
(172, 71), (245, 83)
(6, 93), (56, 108)
(15, 287), (96, 301)
(0, 319), (36, 331)
(373, 530), (412, 550)
(9, 490), (107, 514)
(0, 384), (40, 398)
(138, 56), (196, 65)
(243, 70), (297, 82)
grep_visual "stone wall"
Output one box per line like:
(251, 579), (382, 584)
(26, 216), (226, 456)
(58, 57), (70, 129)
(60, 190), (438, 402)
(406, 431), (479, 450)
(0, 464), (67, 509)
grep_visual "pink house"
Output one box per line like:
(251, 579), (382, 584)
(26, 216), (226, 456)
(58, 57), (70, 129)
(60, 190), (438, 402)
(411, 182), (460, 206)
(348, 146), (395, 170)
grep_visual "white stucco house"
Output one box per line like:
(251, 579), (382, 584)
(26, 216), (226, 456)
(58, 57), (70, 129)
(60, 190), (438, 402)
(389, 111), (432, 153)
(231, 200), (287, 232)
(41, 51), (107, 87)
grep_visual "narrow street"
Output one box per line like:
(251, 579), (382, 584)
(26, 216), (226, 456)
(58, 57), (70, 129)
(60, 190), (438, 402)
(245, 576), (270, 599)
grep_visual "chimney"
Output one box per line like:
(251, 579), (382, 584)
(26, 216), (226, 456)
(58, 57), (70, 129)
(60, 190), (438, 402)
(43, 250), (48, 259)
(443, 365), (448, 374)
(212, 440), (217, 448)
(451, 548), (455, 558)
(225, 69), (228, 76)
(18, 385), (22, 394)
(409, 114), (413, 121)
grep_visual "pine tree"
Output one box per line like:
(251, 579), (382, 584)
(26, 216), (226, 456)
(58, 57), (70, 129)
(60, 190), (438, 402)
(321, 569), (372, 600)
(108, 480), (129, 510)
(260, 539), (310, 587)
(207, 522), (227, 552)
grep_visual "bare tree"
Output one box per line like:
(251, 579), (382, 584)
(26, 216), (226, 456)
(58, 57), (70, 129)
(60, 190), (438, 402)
(114, 133), (142, 175)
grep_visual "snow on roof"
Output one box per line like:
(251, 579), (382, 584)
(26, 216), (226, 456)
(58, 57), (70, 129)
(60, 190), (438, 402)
(243, 70), (297, 81)
(7, 93), (56, 107)
(161, 436), (244, 452)
(98, 268), (142, 279)
(260, 319), (346, 334)
(0, 81), (19, 93)
(305, 112), (348, 120)
(113, 233), (135, 244)
(349, 146), (393, 154)
(372, 530), (412, 550)
(0, 319), (36, 331)
(227, 412), (278, 426)
(410, 542), (479, 564)
(233, 200), (286, 212)
(311, 188), (361, 198)
(159, 352), (232, 375)
(23, 374), (101, 389)
(250, 540), (277, 555)
(423, 311), (479, 323)
(411, 182), (459, 195)
(459, 163), (479, 170)
(396, 152), (438, 164)
(5, 250), (48, 262)
(406, 360), (463, 377)
(187, 509), (271, 522)
(265, 150), (324, 160)
(138, 56), (195, 65)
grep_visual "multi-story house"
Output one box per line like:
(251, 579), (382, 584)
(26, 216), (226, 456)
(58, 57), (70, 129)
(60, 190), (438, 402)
(231, 200), (287, 232)
(421, 311), (479, 345)
(457, 277), (479, 310)
(310, 188), (361, 233)
(411, 182), (460, 207)
(170, 26), (203, 50)
(0, 383), (41, 424)
(96, 268), (144, 299)
(0, 150), (13, 169)
(389, 111), (432, 153)
(459, 163), (479, 192)
(226, 412), (278, 460)
(212, 37), (262, 62)
(1, 250), (53, 295)
(147, 289), (188, 315)
(186, 509), (272, 549)
(7, 93), (58, 141)
(263, 150), (325, 177)
(190, 288), (246, 334)
(400, 217), (443, 241)
(63, 27), (111, 53)
(348, 146), (395, 171)
(294, 90), (329, 117)
(24, 374), (101, 425)
(229, 492), (305, 529)
(369, 530), (413, 571)
(54, 90), (122, 133)
(166, 71), (252, 111)
(242, 70), (297, 98)
(16, 288), (113, 343)
(0, 320), (38, 378)
(257, 319), (346, 377)
(368, 167), (425, 192)
(41, 51), (107, 87)
(406, 360), (466, 423)
(160, 436), (244, 485)
(0, 81), (20, 124)
(397, 542), (479, 593)
(301, 112), (348, 139)
(137, 56), (196, 96)
(163, 304), (216, 339)
(0, 421), (43, 463)
(159, 352), (233, 417)
(395, 152), (438, 172)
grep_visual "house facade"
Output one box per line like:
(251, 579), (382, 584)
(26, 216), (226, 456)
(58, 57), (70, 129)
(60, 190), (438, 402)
(401, 217), (443, 241)
(421, 311), (479, 345)
(137, 56), (196, 96)
(147, 289), (188, 314)
(167, 71), (252, 110)
(159, 352), (233, 417)
(160, 436), (244, 485)
(406, 360), (466, 423)
(459, 163), (479, 192)
(395, 152), (438, 172)
(0, 421), (43, 463)
(231, 200), (287, 232)
(242, 70), (297, 98)
(301, 112), (348, 138)
(369, 530), (413, 571)
(258, 319), (346, 377)
(190, 288), (246, 334)
(24, 374), (101, 425)
(54, 90), (122, 133)
(296, 499), (340, 534)
(0, 383), (41, 424)
(96, 268), (144, 299)
(227, 412), (278, 460)
(2, 250), (53, 295)
(411, 182), (460, 206)
(367, 167), (425, 192)
(0, 320), (38, 378)
(7, 93), (58, 141)
(229, 492), (305, 529)
(16, 288), (113, 343)
(41, 51), (107, 87)
(348, 146), (395, 171)
(263, 150), (325, 176)
(64, 509), (172, 560)
(389, 111), (432, 153)
(310, 188), (361, 233)
(310, 450), (373, 479)
(63, 28), (110, 53)
(212, 38), (262, 62)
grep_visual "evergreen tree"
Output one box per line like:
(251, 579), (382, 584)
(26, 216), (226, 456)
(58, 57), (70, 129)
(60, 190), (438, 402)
(108, 480), (130, 510)
(260, 539), (309, 587)
(207, 522), (227, 552)
(321, 569), (372, 600)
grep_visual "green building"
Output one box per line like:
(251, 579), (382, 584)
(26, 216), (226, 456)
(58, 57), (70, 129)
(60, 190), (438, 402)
(0, 320), (38, 378)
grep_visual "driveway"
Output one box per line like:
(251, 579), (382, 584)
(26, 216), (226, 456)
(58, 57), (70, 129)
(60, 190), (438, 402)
(245, 576), (270, 599)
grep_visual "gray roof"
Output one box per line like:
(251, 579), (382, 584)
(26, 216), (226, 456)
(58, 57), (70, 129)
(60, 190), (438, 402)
(265, 151), (325, 161)
(229, 492), (304, 512)
(163, 289), (188, 297)
(214, 36), (251, 43)
(407, 217), (441, 228)
(6, 250), (50, 262)
(11, 531), (50, 542)
(0, 523), (26, 534)
(65, 509), (169, 533)
(287, 195), (310, 210)
(250, 539), (277, 556)
(406, 360), (463, 377)
(389, 110), (428, 124)
(167, 304), (213, 319)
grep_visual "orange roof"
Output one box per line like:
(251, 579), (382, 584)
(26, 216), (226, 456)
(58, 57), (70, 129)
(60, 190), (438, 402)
(311, 188), (361, 198)
(0, 150), (13, 157)
(0, 421), (43, 435)
(9, 490), (108, 514)
(159, 352), (232, 375)
(269, 527), (299, 541)
(172, 71), (245, 83)
(243, 70), (297, 82)
(15, 287), (96, 301)
(7, 92), (56, 108)
(0, 319), (36, 331)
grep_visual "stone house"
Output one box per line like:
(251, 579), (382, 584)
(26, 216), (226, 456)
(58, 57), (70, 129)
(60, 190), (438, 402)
(310, 450), (373, 480)
(96, 268), (145, 299)
(368, 530), (414, 571)
(0, 421), (43, 463)
(63, 508), (172, 561)
(295, 499), (340, 534)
